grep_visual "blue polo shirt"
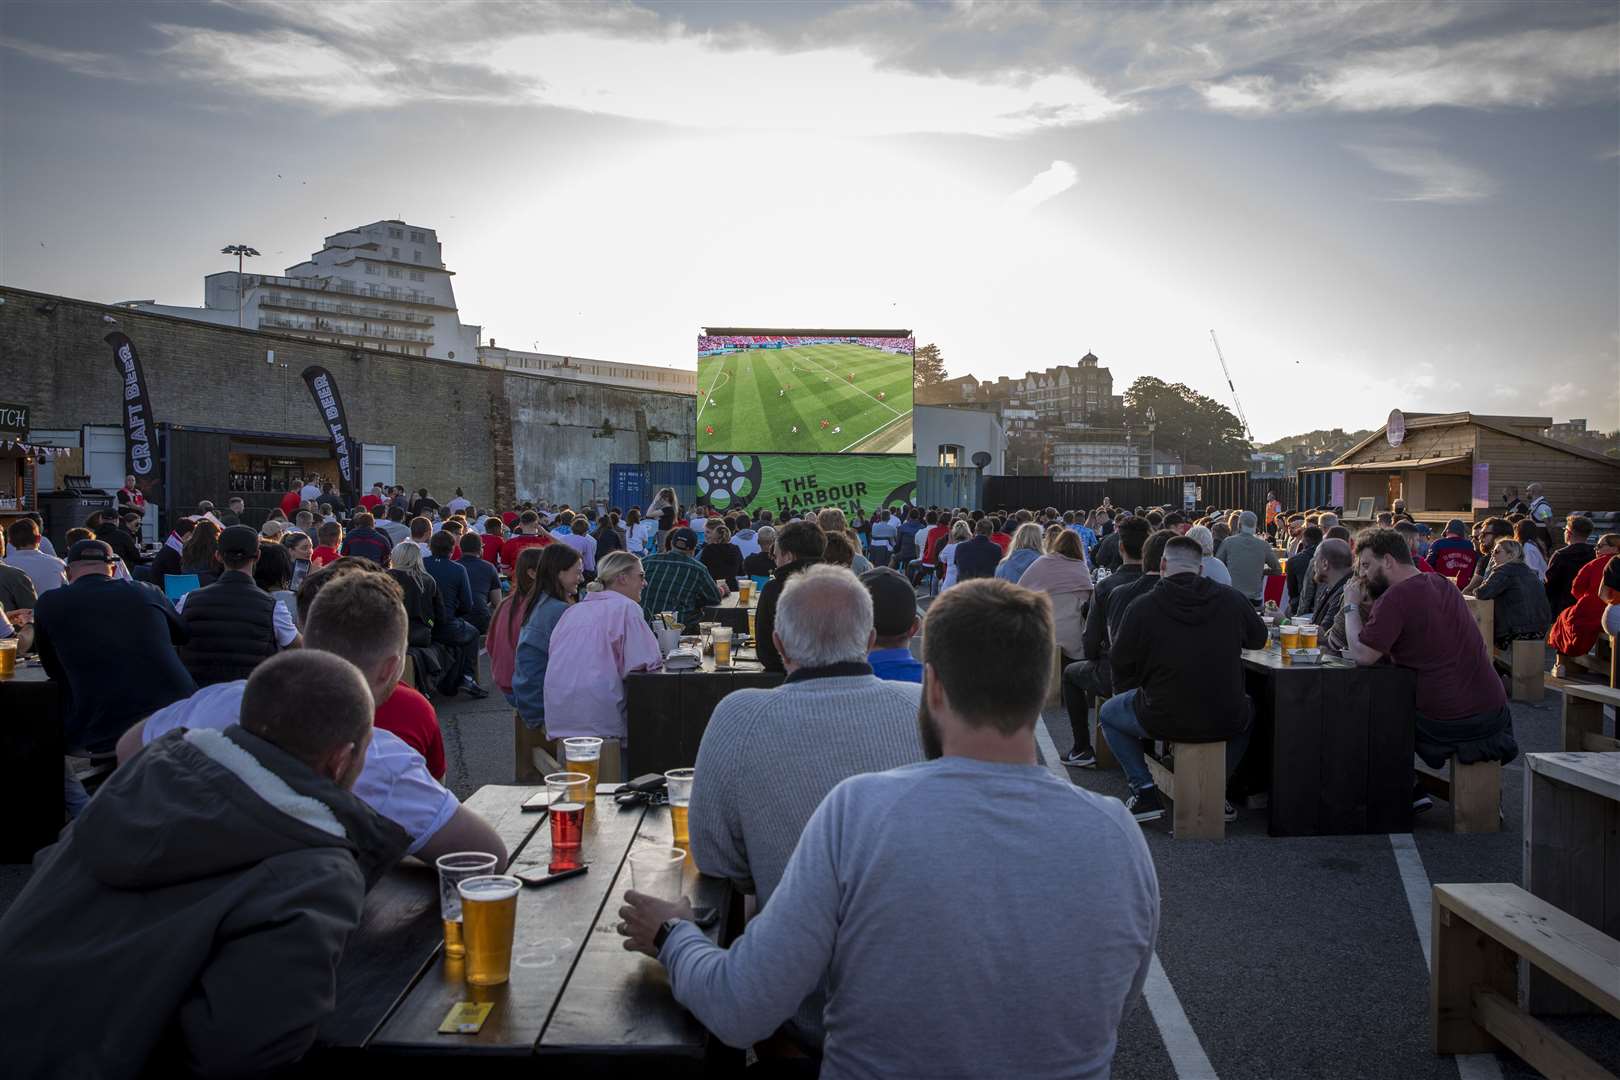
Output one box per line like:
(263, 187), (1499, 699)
(868, 647), (923, 683)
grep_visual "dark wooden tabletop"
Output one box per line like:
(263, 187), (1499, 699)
(364, 792), (731, 1060)
(319, 784), (546, 1048)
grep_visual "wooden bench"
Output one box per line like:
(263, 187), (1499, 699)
(1464, 594), (1494, 656)
(1144, 741), (1226, 840)
(1559, 631), (1618, 689)
(1415, 758), (1501, 833)
(1493, 639), (1545, 703)
(1432, 882), (1620, 1079)
(1555, 680), (1620, 753)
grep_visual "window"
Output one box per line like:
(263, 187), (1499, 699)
(409, 270), (425, 282)
(387, 267), (402, 278)
(364, 263), (379, 275)
(409, 230), (423, 242)
(938, 444), (962, 468)
(391, 246), (399, 258)
(388, 227), (403, 239)
(413, 250), (422, 263)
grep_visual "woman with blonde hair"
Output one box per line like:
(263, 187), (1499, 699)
(1020, 527), (1098, 765)
(541, 550), (662, 782)
(1476, 538), (1552, 650)
(938, 520), (973, 590)
(995, 522), (1047, 584)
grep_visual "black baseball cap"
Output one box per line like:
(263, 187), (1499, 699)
(860, 567), (918, 638)
(669, 527), (699, 552)
(67, 539), (116, 564)
(219, 525), (261, 559)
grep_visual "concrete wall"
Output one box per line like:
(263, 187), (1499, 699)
(0, 286), (695, 510)
(914, 405), (1004, 473)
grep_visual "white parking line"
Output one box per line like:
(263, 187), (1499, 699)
(1387, 834), (1504, 1080)
(1032, 717), (1220, 1080)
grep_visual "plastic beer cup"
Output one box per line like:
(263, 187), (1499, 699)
(0, 639), (14, 678)
(737, 579), (751, 604)
(435, 852), (499, 959)
(664, 768), (694, 849)
(1299, 624), (1318, 649)
(562, 737), (603, 796)
(628, 847), (686, 902)
(1279, 624), (1300, 661)
(458, 875), (521, 986)
(545, 772), (590, 873)
(712, 627), (732, 667)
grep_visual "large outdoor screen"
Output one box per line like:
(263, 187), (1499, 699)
(696, 334), (914, 455)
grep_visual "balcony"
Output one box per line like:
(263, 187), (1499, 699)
(258, 292), (434, 326)
(240, 274), (450, 310)
(257, 314), (435, 346)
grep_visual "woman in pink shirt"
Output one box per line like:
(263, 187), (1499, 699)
(542, 550), (662, 781)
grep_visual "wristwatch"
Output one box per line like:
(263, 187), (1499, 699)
(653, 917), (683, 951)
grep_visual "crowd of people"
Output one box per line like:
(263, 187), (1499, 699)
(1, 470), (1615, 1076)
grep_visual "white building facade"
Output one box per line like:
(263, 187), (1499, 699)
(915, 405), (1005, 473)
(478, 346), (696, 395)
(124, 220), (482, 363)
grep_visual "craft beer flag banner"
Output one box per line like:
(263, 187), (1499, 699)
(300, 365), (356, 500)
(105, 332), (163, 505)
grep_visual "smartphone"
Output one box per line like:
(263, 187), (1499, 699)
(516, 865), (589, 887)
(522, 789), (556, 812)
(691, 906), (719, 929)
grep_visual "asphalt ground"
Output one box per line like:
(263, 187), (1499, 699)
(5, 650), (1617, 1079)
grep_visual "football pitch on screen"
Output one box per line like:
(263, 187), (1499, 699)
(696, 344), (914, 455)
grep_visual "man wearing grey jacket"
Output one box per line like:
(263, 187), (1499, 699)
(621, 578), (1158, 1080)
(0, 650), (410, 1079)
(684, 563), (924, 1050)
(1217, 509), (1282, 605)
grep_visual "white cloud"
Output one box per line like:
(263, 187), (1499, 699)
(1347, 144), (1493, 203)
(1007, 160), (1077, 209)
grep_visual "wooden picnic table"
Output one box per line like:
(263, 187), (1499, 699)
(1520, 751), (1620, 1014)
(701, 591), (754, 634)
(353, 786), (736, 1071)
(1238, 647), (1417, 836)
(0, 662), (66, 863)
(625, 649), (783, 776)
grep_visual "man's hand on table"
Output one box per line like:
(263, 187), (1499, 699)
(618, 890), (695, 957)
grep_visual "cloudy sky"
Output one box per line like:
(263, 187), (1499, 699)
(2, 0), (1617, 440)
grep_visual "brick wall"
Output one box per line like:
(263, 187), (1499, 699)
(0, 287), (696, 509)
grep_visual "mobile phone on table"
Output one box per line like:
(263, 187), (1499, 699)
(516, 865), (589, 887)
(522, 789), (556, 812)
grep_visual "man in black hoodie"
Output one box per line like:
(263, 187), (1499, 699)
(1100, 535), (1268, 824)
(0, 649), (410, 1078)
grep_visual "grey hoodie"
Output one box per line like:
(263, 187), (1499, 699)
(0, 725), (409, 1078)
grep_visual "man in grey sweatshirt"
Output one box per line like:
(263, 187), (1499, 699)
(620, 578), (1159, 1080)
(1217, 509), (1282, 604)
(687, 563), (924, 1048)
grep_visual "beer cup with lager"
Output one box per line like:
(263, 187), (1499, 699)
(1299, 624), (1319, 649)
(664, 768), (695, 848)
(0, 639), (15, 678)
(545, 772), (590, 873)
(628, 847), (686, 901)
(562, 737), (603, 796)
(747, 607), (757, 642)
(435, 851), (499, 959)
(457, 875), (522, 986)
(737, 579), (752, 604)
(712, 627), (732, 667)
(1279, 624), (1301, 662)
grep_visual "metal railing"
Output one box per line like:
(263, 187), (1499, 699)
(258, 293), (433, 325)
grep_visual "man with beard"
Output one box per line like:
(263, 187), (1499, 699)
(619, 578), (1158, 1079)
(1342, 528), (1516, 812)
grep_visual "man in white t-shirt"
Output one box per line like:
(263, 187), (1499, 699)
(446, 488), (472, 515)
(299, 476), (323, 504)
(117, 564), (506, 864)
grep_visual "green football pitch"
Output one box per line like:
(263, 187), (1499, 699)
(696, 344), (914, 455)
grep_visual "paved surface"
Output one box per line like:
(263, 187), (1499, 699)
(4, 651), (1617, 1079)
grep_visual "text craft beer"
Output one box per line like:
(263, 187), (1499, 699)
(458, 876), (521, 987)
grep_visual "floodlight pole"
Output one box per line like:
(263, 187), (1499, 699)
(221, 244), (261, 327)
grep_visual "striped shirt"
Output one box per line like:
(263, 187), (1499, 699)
(640, 550), (722, 626)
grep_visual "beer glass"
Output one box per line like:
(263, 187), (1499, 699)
(1299, 624), (1319, 649)
(664, 768), (695, 848)
(1279, 624), (1300, 662)
(561, 737), (603, 796)
(457, 875), (522, 986)
(628, 847), (686, 901)
(712, 627), (732, 667)
(545, 772), (590, 873)
(747, 607), (757, 642)
(0, 639), (14, 678)
(737, 579), (752, 604)
(435, 852), (499, 959)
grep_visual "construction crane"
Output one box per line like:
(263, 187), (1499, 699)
(1209, 330), (1253, 442)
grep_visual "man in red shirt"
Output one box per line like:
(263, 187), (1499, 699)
(279, 488), (302, 518)
(989, 515), (1012, 554)
(480, 518), (505, 565)
(1341, 528), (1516, 811)
(375, 678), (445, 780)
(499, 510), (551, 573)
(359, 482), (386, 513)
(311, 521), (343, 569)
(1394, 521), (1435, 573)
(1427, 519), (1479, 587)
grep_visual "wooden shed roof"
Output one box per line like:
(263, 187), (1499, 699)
(1333, 412), (1619, 470)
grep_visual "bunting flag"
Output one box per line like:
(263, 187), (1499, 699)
(300, 365), (356, 500)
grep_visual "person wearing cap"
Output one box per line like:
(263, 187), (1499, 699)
(861, 567), (922, 683)
(91, 508), (147, 569)
(640, 526), (726, 630)
(683, 564), (924, 1052)
(175, 525), (299, 687)
(32, 539), (197, 757)
(1427, 518), (1480, 589)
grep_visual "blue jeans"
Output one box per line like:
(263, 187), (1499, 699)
(1098, 689), (1252, 794)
